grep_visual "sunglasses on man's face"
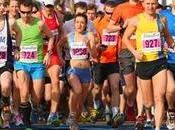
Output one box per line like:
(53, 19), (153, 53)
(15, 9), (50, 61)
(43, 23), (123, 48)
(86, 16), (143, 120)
(20, 10), (32, 15)
(105, 11), (113, 15)
(45, 5), (54, 8)
(32, 10), (38, 14)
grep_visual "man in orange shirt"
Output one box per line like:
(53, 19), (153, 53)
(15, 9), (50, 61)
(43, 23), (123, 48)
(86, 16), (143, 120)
(107, 0), (143, 123)
(92, 1), (122, 128)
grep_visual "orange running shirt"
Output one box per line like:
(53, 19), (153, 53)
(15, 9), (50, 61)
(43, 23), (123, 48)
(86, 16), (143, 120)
(111, 2), (143, 49)
(94, 16), (121, 63)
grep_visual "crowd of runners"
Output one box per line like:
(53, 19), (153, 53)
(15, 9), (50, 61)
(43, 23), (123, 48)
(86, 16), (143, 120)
(0, 0), (175, 130)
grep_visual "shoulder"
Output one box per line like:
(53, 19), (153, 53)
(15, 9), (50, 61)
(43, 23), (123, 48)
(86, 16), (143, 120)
(37, 17), (44, 27)
(128, 14), (140, 27)
(87, 31), (95, 39)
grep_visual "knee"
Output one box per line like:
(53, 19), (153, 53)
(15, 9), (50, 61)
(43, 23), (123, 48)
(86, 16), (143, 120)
(51, 77), (59, 85)
(74, 88), (82, 95)
(20, 92), (29, 103)
(166, 88), (175, 97)
(111, 84), (119, 93)
(144, 102), (154, 109)
(1, 83), (11, 96)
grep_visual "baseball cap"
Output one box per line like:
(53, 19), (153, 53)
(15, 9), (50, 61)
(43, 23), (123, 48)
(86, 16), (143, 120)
(43, 0), (55, 6)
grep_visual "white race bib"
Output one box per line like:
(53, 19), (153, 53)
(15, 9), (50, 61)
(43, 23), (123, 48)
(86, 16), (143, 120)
(51, 29), (59, 36)
(0, 45), (7, 67)
(20, 45), (38, 63)
(142, 32), (161, 52)
(102, 30), (118, 46)
(70, 43), (88, 60)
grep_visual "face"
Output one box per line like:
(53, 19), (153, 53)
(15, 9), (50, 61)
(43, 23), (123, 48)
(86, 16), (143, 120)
(0, 0), (5, 16)
(104, 6), (114, 20)
(9, 0), (19, 17)
(75, 16), (87, 33)
(87, 9), (96, 21)
(44, 5), (54, 14)
(20, 4), (32, 22)
(75, 7), (86, 15)
(143, 0), (158, 15)
(172, 0), (175, 8)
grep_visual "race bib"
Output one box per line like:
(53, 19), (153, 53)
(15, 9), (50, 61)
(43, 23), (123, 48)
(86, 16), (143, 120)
(0, 45), (7, 67)
(51, 29), (59, 36)
(70, 44), (88, 60)
(102, 30), (118, 46)
(20, 45), (38, 63)
(142, 32), (161, 52)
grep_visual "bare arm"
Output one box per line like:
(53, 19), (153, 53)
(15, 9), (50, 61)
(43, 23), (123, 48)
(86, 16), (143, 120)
(39, 21), (54, 52)
(11, 21), (21, 47)
(122, 17), (143, 60)
(39, 21), (54, 66)
(162, 18), (175, 47)
(87, 32), (97, 59)
(106, 20), (122, 33)
(9, 19), (21, 47)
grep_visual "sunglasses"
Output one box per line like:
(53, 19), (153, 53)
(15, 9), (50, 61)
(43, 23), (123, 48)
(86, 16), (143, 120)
(105, 11), (113, 15)
(20, 10), (32, 15)
(45, 5), (54, 8)
(32, 10), (38, 14)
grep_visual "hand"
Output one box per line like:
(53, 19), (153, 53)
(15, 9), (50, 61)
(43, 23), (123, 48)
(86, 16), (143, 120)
(59, 57), (65, 67)
(134, 51), (143, 61)
(43, 53), (51, 67)
(84, 38), (91, 50)
(14, 50), (20, 60)
(122, 18), (131, 29)
(98, 44), (107, 51)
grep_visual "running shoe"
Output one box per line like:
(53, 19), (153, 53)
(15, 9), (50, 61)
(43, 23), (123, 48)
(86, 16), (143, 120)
(12, 113), (24, 126)
(89, 109), (102, 123)
(1, 107), (11, 128)
(66, 113), (79, 130)
(144, 120), (153, 128)
(135, 116), (144, 130)
(30, 109), (39, 124)
(166, 111), (175, 130)
(47, 113), (61, 127)
(111, 112), (125, 128)
(105, 107), (112, 125)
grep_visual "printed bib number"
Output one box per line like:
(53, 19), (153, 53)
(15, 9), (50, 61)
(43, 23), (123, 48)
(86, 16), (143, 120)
(51, 29), (59, 36)
(142, 32), (161, 52)
(70, 45), (88, 59)
(0, 45), (7, 67)
(102, 30), (118, 46)
(20, 45), (38, 63)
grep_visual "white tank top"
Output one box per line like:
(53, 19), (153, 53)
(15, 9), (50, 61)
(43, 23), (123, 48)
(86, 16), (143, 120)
(0, 18), (8, 67)
(0, 18), (7, 46)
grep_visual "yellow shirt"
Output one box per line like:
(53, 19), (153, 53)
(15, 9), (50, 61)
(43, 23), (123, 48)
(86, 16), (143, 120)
(136, 13), (165, 62)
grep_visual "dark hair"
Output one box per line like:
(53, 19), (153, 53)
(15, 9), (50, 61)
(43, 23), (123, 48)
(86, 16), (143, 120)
(74, 2), (87, 12)
(96, 10), (105, 19)
(74, 13), (88, 31)
(19, 0), (33, 7)
(87, 3), (97, 12)
(105, 1), (117, 8)
(32, 1), (40, 12)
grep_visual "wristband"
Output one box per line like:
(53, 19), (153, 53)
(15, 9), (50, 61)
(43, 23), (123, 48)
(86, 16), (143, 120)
(14, 46), (20, 51)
